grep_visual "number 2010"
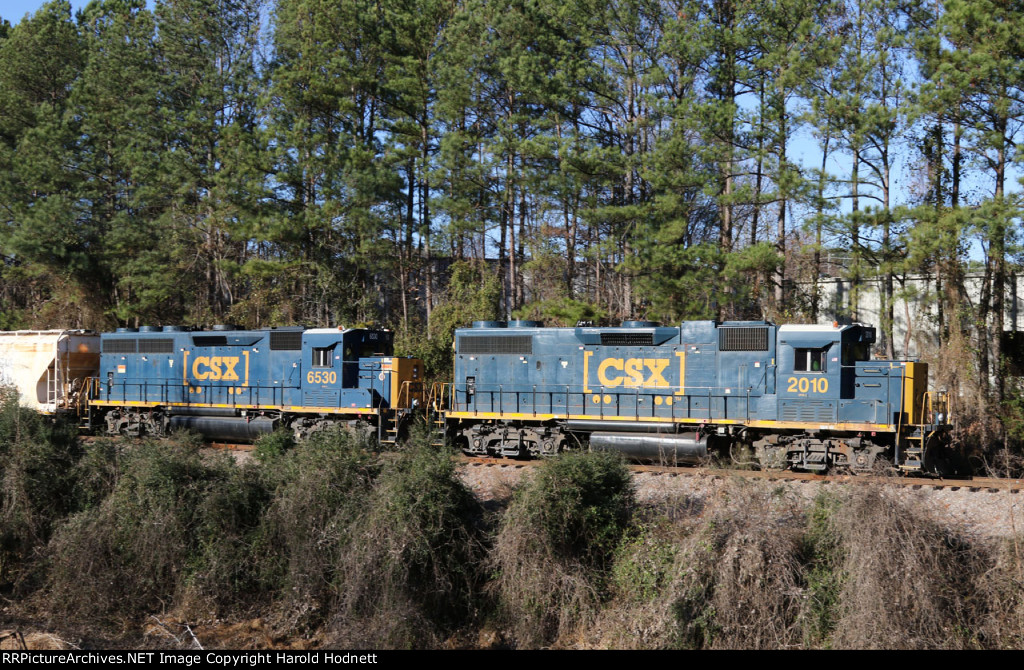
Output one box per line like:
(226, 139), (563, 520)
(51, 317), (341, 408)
(787, 376), (828, 394)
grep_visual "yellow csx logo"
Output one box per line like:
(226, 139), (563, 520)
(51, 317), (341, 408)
(193, 356), (241, 381)
(583, 351), (686, 394)
(597, 358), (670, 387)
(183, 351), (250, 385)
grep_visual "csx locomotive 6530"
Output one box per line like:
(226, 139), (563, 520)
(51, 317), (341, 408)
(445, 319), (959, 475)
(89, 325), (425, 443)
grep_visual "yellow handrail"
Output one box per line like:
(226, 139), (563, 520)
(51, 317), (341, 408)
(919, 390), (950, 426)
(427, 382), (450, 416)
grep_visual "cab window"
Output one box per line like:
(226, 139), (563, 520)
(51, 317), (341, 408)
(312, 347), (334, 368)
(842, 342), (870, 365)
(795, 347), (827, 373)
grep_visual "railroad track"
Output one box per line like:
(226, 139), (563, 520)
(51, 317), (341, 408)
(89, 438), (1024, 493)
(456, 455), (1024, 493)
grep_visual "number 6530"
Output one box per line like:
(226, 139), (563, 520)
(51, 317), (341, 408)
(307, 370), (337, 384)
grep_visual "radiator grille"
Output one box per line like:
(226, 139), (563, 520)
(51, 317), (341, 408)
(719, 327), (769, 351)
(600, 333), (654, 346)
(458, 335), (533, 355)
(102, 339), (136, 354)
(270, 331), (303, 351)
(137, 338), (174, 353)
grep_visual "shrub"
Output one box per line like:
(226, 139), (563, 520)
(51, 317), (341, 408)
(491, 451), (634, 647)
(330, 438), (484, 648)
(255, 428), (379, 631)
(591, 479), (807, 649)
(823, 487), (982, 649)
(0, 389), (81, 587)
(46, 439), (273, 619)
(672, 481), (805, 649)
(975, 535), (1024, 648)
(799, 492), (846, 647)
(181, 455), (272, 612)
(46, 440), (208, 617)
(252, 428), (296, 464)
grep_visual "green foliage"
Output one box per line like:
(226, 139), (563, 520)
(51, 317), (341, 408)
(491, 451), (634, 646)
(611, 521), (680, 604)
(184, 458), (272, 611)
(252, 428), (296, 464)
(256, 429), (380, 627)
(799, 492), (846, 646)
(509, 451), (633, 569)
(69, 438), (121, 512)
(397, 260), (501, 379)
(46, 439), (247, 616)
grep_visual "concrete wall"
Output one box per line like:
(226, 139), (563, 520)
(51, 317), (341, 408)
(798, 273), (1024, 357)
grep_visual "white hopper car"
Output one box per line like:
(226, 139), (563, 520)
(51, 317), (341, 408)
(0, 330), (100, 414)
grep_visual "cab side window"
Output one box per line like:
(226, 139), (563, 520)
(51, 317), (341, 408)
(312, 347), (334, 368)
(842, 342), (870, 365)
(795, 347), (827, 373)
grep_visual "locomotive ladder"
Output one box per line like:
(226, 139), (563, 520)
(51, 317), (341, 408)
(379, 413), (400, 445)
(379, 381), (438, 446)
(898, 391), (950, 474)
(899, 430), (925, 473)
(427, 383), (450, 448)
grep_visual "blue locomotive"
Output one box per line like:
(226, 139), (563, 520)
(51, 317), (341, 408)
(445, 319), (959, 474)
(90, 325), (425, 442)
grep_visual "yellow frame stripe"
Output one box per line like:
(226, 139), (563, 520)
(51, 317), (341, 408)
(444, 410), (894, 432)
(90, 400), (380, 415)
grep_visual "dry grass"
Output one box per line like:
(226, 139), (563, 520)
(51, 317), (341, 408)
(591, 478), (806, 649)
(825, 487), (980, 649)
(974, 535), (1024, 648)
(4, 411), (1023, 650)
(587, 479), (1001, 650)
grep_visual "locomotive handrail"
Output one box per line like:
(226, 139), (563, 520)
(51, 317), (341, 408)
(100, 378), (303, 410)
(395, 379), (426, 410)
(427, 382), (450, 414)
(449, 380), (758, 424)
(895, 368), (905, 455)
(919, 390), (950, 426)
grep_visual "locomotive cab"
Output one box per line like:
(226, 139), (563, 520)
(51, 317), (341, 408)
(776, 323), (884, 425)
(777, 324), (845, 423)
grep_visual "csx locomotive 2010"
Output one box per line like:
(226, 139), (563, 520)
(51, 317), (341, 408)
(90, 325), (425, 443)
(446, 319), (959, 474)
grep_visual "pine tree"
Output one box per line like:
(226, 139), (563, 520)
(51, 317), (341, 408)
(0, 1), (87, 326)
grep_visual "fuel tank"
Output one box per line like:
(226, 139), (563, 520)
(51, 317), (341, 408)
(589, 431), (715, 465)
(168, 415), (278, 442)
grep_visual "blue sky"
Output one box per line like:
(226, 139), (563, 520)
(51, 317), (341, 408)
(2, 1), (90, 25)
